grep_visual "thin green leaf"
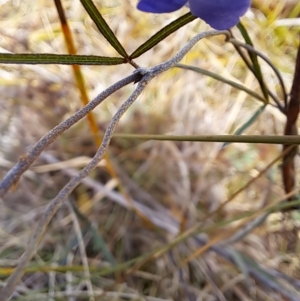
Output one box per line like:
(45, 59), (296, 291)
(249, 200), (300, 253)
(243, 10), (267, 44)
(57, 227), (90, 265)
(70, 203), (116, 265)
(222, 105), (266, 148)
(58, 225), (114, 266)
(237, 22), (269, 101)
(239, 252), (278, 282)
(130, 13), (197, 59)
(228, 249), (252, 291)
(110, 133), (300, 145)
(80, 0), (128, 58)
(89, 226), (116, 265)
(234, 105), (266, 136)
(175, 63), (266, 103)
(0, 53), (125, 65)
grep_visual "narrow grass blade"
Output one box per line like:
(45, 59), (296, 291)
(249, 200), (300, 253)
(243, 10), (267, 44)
(228, 249), (252, 291)
(89, 226), (116, 265)
(0, 53), (125, 65)
(56, 225), (115, 266)
(69, 203), (116, 265)
(239, 251), (277, 282)
(175, 63), (265, 103)
(222, 105), (266, 148)
(111, 134), (300, 144)
(130, 13), (197, 59)
(80, 0), (128, 58)
(237, 22), (269, 101)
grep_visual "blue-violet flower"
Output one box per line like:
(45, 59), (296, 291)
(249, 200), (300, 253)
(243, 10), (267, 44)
(137, 0), (251, 30)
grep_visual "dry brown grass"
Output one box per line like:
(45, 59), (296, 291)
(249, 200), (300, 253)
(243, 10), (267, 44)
(1, 0), (300, 300)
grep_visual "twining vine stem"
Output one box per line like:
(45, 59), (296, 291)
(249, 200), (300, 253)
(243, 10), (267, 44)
(0, 30), (229, 301)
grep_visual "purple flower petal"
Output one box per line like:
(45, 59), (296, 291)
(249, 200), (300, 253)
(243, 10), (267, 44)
(137, 0), (187, 13)
(189, 0), (251, 29)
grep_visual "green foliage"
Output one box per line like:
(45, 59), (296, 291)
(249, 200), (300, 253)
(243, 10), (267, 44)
(80, 0), (129, 58)
(130, 13), (197, 59)
(0, 53), (125, 65)
(1, 1), (299, 301)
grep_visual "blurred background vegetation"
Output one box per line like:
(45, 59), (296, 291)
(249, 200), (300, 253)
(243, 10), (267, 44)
(1, 0), (300, 300)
